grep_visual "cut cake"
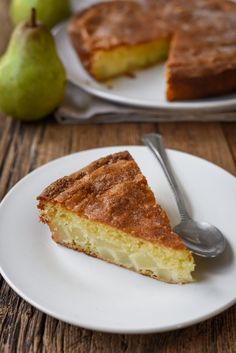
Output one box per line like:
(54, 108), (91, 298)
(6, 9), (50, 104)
(68, 0), (236, 101)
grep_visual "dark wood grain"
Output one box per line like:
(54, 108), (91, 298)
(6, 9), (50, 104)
(159, 122), (236, 175)
(0, 1), (235, 352)
(222, 123), (236, 165)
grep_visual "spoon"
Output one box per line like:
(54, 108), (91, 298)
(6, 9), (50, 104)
(142, 133), (225, 257)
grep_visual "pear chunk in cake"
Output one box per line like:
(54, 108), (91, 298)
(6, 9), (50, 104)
(37, 151), (195, 283)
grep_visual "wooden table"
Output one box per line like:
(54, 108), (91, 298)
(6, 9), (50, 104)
(0, 2), (236, 352)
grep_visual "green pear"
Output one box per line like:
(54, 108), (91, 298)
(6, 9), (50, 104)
(10, 0), (70, 29)
(0, 9), (66, 121)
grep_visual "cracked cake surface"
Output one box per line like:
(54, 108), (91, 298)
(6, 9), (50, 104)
(38, 151), (184, 249)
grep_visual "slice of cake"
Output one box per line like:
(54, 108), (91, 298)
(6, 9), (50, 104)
(68, 1), (171, 81)
(37, 151), (195, 284)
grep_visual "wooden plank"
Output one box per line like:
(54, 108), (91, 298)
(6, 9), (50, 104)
(34, 122), (157, 168)
(221, 123), (236, 167)
(159, 122), (236, 175)
(0, 120), (46, 200)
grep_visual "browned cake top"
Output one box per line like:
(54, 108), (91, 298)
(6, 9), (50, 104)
(147, 0), (236, 22)
(69, 0), (236, 49)
(68, 1), (171, 54)
(167, 27), (236, 78)
(37, 151), (185, 250)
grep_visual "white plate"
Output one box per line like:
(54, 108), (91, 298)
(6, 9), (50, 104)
(53, 19), (236, 111)
(0, 146), (236, 334)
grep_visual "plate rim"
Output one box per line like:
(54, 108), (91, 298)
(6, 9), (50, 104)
(0, 145), (236, 334)
(53, 21), (236, 112)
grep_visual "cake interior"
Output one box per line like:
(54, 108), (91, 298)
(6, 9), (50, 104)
(42, 203), (194, 283)
(90, 39), (170, 81)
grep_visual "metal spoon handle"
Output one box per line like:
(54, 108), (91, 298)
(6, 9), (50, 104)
(142, 133), (190, 219)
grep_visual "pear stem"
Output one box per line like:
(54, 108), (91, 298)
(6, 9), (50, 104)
(31, 8), (36, 27)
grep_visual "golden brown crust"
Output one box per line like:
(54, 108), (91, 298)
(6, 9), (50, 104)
(166, 28), (236, 100)
(147, 0), (236, 31)
(38, 151), (133, 202)
(166, 67), (236, 101)
(167, 29), (236, 78)
(37, 151), (185, 250)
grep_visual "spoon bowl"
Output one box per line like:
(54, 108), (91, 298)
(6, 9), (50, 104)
(173, 218), (225, 257)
